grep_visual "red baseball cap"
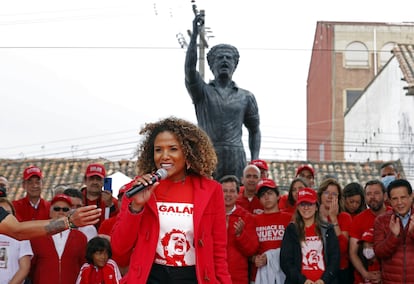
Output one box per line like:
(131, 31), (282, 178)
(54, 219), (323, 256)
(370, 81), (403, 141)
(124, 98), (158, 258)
(23, 166), (43, 180)
(85, 163), (106, 178)
(296, 164), (315, 177)
(51, 194), (73, 206)
(296, 187), (317, 205)
(256, 178), (278, 197)
(250, 159), (269, 171)
(360, 228), (374, 243)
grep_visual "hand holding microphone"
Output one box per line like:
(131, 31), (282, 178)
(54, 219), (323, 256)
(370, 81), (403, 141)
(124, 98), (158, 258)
(126, 168), (168, 198)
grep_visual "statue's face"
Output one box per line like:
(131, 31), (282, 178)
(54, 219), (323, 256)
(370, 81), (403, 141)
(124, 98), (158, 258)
(211, 49), (236, 79)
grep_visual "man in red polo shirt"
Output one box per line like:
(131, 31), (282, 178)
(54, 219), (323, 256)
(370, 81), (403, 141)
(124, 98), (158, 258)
(81, 163), (119, 229)
(13, 166), (50, 221)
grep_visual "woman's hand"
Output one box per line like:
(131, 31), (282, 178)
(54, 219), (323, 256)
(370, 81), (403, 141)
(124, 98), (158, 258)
(128, 174), (160, 211)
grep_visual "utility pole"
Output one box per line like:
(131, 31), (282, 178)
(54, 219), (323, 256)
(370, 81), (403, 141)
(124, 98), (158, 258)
(198, 9), (208, 80)
(177, 2), (212, 80)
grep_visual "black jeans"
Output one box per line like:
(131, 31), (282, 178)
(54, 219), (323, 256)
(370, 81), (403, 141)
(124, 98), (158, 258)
(147, 263), (197, 284)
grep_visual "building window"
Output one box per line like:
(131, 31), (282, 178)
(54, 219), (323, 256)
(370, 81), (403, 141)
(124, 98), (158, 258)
(344, 90), (363, 112)
(345, 41), (369, 67)
(379, 42), (396, 67)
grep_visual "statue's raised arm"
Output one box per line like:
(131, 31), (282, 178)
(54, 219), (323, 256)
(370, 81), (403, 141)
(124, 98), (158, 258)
(184, 13), (261, 180)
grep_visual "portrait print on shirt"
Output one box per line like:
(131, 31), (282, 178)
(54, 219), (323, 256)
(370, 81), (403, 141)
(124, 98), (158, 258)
(154, 201), (195, 266)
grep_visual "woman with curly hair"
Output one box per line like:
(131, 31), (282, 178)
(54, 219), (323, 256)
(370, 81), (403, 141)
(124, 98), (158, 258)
(111, 117), (231, 284)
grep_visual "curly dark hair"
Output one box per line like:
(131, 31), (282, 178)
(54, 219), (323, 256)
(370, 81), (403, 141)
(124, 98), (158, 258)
(135, 117), (217, 177)
(207, 44), (240, 70)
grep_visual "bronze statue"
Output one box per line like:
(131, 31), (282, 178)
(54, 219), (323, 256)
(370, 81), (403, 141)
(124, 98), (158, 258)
(185, 13), (261, 180)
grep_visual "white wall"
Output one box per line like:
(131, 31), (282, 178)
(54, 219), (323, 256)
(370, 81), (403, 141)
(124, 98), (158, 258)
(345, 58), (414, 182)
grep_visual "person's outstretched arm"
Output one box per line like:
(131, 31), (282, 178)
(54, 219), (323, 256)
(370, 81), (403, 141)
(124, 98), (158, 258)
(0, 205), (101, 240)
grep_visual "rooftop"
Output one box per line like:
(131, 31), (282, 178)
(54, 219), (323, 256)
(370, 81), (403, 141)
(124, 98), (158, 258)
(1, 158), (402, 200)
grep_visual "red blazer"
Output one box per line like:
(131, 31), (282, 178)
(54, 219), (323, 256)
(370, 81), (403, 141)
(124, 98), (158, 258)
(227, 205), (259, 284)
(111, 175), (232, 284)
(12, 196), (50, 221)
(30, 230), (87, 284)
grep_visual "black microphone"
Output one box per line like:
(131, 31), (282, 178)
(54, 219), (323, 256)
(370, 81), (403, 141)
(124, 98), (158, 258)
(125, 168), (168, 198)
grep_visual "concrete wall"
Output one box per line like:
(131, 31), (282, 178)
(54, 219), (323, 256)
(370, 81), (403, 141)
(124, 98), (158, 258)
(345, 58), (414, 182)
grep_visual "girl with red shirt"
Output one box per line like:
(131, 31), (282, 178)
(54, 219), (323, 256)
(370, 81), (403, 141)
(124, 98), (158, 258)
(281, 188), (340, 284)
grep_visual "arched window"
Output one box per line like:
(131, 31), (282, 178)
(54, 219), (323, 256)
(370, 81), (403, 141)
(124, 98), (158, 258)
(345, 41), (369, 67)
(379, 42), (396, 67)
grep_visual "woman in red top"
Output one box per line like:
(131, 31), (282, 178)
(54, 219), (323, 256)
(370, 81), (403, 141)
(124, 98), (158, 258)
(279, 177), (308, 214)
(111, 117), (231, 284)
(342, 182), (366, 218)
(317, 178), (353, 284)
(281, 187), (340, 284)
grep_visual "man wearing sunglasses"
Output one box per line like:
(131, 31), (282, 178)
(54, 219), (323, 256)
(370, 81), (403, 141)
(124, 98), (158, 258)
(28, 194), (88, 284)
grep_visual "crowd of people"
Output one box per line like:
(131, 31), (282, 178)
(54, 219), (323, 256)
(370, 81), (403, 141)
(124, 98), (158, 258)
(0, 117), (411, 284)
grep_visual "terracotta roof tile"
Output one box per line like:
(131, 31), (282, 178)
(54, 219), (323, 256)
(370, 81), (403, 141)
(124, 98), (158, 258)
(0, 158), (404, 201)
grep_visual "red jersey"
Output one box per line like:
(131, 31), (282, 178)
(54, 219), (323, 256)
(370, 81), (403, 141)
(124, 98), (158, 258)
(254, 211), (292, 254)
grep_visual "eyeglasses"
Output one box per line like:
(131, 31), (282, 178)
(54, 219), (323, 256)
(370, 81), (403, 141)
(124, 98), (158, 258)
(52, 206), (70, 212)
(298, 202), (316, 208)
(323, 191), (339, 197)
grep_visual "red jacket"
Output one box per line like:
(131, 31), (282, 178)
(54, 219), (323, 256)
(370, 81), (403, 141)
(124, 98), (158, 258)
(374, 210), (414, 284)
(30, 230), (87, 284)
(76, 259), (122, 284)
(12, 196), (50, 221)
(111, 175), (232, 284)
(236, 189), (264, 215)
(227, 205), (259, 284)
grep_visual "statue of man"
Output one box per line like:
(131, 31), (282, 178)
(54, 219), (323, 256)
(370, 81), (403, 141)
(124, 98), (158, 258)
(185, 13), (261, 180)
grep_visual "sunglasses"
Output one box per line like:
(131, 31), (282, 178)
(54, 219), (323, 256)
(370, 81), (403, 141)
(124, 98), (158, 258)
(52, 206), (70, 212)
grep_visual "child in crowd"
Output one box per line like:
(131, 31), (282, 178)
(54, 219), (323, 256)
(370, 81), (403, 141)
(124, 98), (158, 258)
(76, 236), (122, 284)
(358, 229), (380, 284)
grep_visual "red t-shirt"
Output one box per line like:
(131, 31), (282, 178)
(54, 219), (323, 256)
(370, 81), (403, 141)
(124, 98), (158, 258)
(254, 211), (292, 254)
(251, 211), (292, 280)
(328, 212), (352, 269)
(301, 223), (325, 281)
(349, 207), (391, 283)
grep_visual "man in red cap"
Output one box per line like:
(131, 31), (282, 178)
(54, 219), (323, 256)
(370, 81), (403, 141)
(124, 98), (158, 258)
(13, 166), (51, 221)
(81, 163), (119, 229)
(296, 164), (316, 188)
(251, 178), (292, 283)
(250, 159), (269, 179)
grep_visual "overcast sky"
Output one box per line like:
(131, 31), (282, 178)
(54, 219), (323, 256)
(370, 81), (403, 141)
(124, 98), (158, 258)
(1, 0), (413, 161)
